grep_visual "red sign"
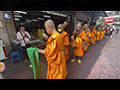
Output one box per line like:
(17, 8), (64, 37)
(104, 18), (113, 24)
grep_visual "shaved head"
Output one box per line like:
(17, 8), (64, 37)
(58, 24), (63, 29)
(76, 22), (82, 31)
(44, 19), (56, 35)
(45, 19), (55, 28)
(84, 24), (88, 29)
(77, 22), (82, 27)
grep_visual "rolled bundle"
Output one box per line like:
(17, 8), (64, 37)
(62, 21), (68, 30)
(70, 35), (76, 48)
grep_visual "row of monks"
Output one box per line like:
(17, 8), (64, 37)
(38, 19), (106, 79)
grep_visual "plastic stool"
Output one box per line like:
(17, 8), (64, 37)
(11, 42), (23, 64)
(11, 51), (21, 64)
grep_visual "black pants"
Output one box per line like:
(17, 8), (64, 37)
(109, 31), (112, 36)
(22, 44), (31, 60)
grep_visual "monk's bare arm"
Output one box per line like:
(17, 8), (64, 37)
(38, 49), (45, 54)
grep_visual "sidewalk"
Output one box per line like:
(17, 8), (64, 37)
(2, 32), (120, 79)
(66, 32), (120, 79)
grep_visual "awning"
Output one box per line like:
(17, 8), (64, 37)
(79, 11), (108, 18)
(57, 11), (108, 18)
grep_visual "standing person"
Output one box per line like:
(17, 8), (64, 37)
(102, 27), (106, 39)
(109, 26), (113, 38)
(105, 27), (109, 38)
(71, 22), (87, 63)
(96, 28), (100, 42)
(99, 28), (102, 41)
(84, 24), (91, 55)
(116, 27), (119, 34)
(58, 24), (70, 61)
(17, 25), (31, 62)
(100, 27), (105, 40)
(38, 19), (67, 79)
(91, 26), (97, 45)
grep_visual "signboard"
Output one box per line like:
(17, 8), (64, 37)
(104, 18), (113, 24)
(113, 21), (120, 24)
(1, 12), (11, 19)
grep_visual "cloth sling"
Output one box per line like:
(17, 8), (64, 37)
(27, 47), (41, 79)
(70, 30), (83, 48)
(75, 30), (83, 39)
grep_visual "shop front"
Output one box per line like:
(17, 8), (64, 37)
(73, 11), (92, 30)
(12, 11), (70, 49)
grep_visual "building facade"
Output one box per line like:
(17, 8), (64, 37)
(0, 11), (17, 56)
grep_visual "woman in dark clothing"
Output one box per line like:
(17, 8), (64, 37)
(109, 27), (113, 38)
(105, 27), (109, 38)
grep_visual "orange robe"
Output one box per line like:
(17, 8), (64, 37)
(103, 31), (106, 34)
(96, 31), (100, 41)
(60, 31), (69, 61)
(45, 32), (67, 79)
(84, 29), (91, 51)
(88, 28), (90, 30)
(102, 31), (106, 39)
(73, 30), (87, 57)
(99, 31), (102, 41)
(93, 29), (97, 43)
(91, 29), (97, 45)
(100, 31), (104, 40)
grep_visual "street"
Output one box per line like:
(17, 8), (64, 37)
(2, 31), (120, 79)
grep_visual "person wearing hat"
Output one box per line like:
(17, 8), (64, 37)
(17, 25), (31, 62)
(0, 62), (5, 79)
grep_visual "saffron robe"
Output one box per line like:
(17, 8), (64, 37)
(45, 32), (67, 79)
(91, 29), (97, 45)
(96, 31), (100, 41)
(84, 29), (91, 51)
(99, 31), (102, 41)
(73, 30), (87, 57)
(60, 31), (70, 61)
(100, 31), (104, 40)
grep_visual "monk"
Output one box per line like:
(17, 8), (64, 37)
(99, 28), (102, 41)
(84, 24), (91, 54)
(103, 27), (106, 39)
(38, 19), (67, 79)
(58, 24), (70, 61)
(96, 28), (100, 42)
(71, 22), (87, 64)
(91, 26), (97, 45)
(100, 28), (104, 40)
(101, 27), (106, 40)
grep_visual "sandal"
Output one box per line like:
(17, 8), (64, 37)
(78, 60), (81, 64)
(71, 59), (76, 63)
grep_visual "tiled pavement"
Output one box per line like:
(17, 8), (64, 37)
(2, 31), (120, 79)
